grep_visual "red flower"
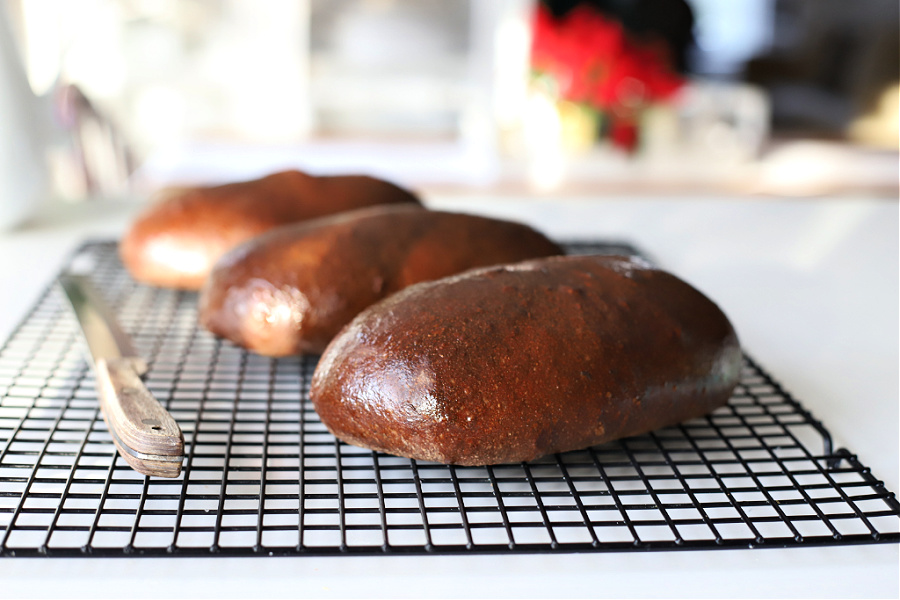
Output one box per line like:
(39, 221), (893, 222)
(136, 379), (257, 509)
(609, 117), (639, 153)
(530, 3), (683, 111)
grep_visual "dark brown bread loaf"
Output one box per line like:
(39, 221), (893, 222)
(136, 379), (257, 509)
(199, 206), (564, 356)
(310, 254), (742, 465)
(120, 170), (421, 290)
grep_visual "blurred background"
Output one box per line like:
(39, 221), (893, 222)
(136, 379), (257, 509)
(0, 0), (897, 227)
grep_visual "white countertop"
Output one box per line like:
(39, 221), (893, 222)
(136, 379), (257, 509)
(0, 194), (897, 598)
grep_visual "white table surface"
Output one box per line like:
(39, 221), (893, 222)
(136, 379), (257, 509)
(0, 193), (896, 599)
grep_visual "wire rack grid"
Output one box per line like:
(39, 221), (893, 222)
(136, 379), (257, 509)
(0, 240), (897, 557)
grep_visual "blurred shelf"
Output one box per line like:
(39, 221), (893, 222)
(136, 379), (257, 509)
(134, 135), (898, 200)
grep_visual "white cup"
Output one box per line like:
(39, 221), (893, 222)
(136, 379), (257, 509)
(0, 10), (48, 231)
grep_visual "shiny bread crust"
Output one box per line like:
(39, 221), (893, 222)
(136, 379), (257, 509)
(310, 255), (742, 466)
(120, 170), (421, 290)
(199, 206), (564, 355)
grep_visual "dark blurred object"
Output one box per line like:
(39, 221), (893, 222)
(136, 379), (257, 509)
(54, 84), (136, 198)
(744, 0), (899, 142)
(539, 0), (695, 73)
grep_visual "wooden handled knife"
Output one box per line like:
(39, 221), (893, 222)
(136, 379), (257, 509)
(59, 274), (184, 477)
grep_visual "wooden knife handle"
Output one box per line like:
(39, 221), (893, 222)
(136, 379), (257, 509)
(95, 357), (184, 478)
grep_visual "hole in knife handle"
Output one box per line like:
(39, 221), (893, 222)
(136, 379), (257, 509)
(96, 358), (185, 461)
(140, 417), (167, 432)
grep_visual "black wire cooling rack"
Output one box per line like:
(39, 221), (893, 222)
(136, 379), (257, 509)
(0, 240), (897, 557)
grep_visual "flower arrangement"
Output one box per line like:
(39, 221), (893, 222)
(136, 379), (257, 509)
(529, 3), (685, 153)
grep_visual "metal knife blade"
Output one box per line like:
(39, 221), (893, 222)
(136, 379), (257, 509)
(59, 274), (184, 478)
